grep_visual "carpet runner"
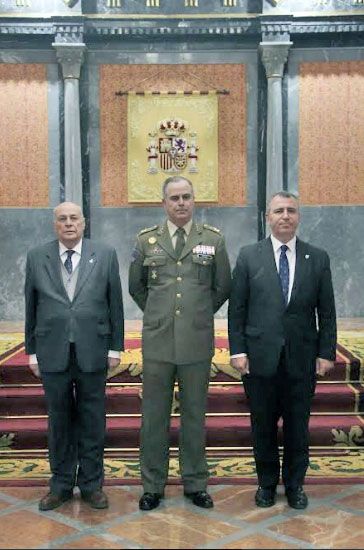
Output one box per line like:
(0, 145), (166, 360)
(0, 330), (363, 484)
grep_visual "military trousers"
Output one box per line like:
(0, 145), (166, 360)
(140, 359), (211, 494)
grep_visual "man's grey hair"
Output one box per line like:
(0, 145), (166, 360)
(162, 176), (194, 198)
(267, 191), (299, 212)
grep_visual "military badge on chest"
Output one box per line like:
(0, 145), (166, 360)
(193, 245), (215, 259)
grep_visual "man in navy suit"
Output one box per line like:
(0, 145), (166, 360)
(25, 202), (124, 511)
(228, 192), (336, 509)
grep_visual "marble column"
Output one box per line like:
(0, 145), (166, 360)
(260, 41), (292, 204)
(53, 43), (86, 207)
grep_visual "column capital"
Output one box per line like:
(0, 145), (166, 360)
(259, 41), (292, 79)
(53, 43), (86, 80)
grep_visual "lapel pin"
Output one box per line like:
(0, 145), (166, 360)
(305, 255), (310, 259)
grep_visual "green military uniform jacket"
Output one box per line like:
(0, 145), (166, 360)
(129, 221), (231, 364)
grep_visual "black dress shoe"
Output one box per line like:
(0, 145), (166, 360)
(285, 487), (308, 509)
(255, 487), (276, 508)
(139, 492), (163, 511)
(39, 491), (73, 511)
(184, 491), (214, 509)
(81, 490), (109, 509)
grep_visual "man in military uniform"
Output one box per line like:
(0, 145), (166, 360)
(129, 176), (231, 511)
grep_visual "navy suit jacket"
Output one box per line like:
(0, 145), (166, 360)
(228, 237), (337, 378)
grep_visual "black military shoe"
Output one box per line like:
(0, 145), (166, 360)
(139, 492), (163, 511)
(285, 487), (308, 509)
(184, 491), (214, 509)
(255, 486), (276, 508)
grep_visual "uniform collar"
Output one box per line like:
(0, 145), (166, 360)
(167, 219), (193, 237)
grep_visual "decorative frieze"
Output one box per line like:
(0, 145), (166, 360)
(53, 23), (84, 43)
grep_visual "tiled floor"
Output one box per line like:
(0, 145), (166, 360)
(0, 484), (363, 549)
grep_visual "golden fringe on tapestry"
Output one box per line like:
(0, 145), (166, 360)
(127, 93), (219, 202)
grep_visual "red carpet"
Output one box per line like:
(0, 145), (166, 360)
(0, 332), (363, 461)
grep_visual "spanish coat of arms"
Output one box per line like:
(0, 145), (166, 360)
(146, 118), (199, 174)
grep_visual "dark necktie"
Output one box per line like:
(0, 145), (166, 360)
(279, 244), (289, 305)
(64, 249), (75, 275)
(174, 227), (186, 258)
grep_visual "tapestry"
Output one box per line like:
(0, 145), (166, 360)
(127, 93), (218, 202)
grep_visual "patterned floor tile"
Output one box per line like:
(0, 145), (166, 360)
(335, 490), (364, 512)
(107, 506), (240, 549)
(58, 534), (126, 549)
(268, 505), (364, 548)
(0, 510), (76, 549)
(224, 533), (300, 549)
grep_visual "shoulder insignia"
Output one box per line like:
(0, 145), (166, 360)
(203, 223), (221, 234)
(138, 225), (158, 236)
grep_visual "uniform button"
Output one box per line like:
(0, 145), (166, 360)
(151, 262), (156, 266)
(175, 310), (181, 315)
(177, 261), (182, 266)
(176, 293), (181, 298)
(177, 276), (182, 282)
(203, 260), (207, 265)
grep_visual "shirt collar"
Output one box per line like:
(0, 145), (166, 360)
(167, 219), (193, 237)
(270, 234), (297, 254)
(59, 239), (83, 257)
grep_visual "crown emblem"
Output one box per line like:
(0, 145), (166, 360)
(159, 118), (187, 137)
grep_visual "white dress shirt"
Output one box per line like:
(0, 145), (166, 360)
(29, 239), (119, 365)
(270, 234), (297, 304)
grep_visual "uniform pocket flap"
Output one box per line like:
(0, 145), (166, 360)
(192, 254), (213, 266)
(143, 256), (167, 267)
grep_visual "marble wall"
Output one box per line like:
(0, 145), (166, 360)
(287, 48), (364, 318)
(0, 24), (363, 321)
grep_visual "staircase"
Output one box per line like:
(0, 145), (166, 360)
(0, 328), (363, 483)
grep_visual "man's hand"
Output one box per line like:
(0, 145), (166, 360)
(107, 356), (121, 379)
(29, 363), (41, 378)
(230, 355), (249, 375)
(316, 357), (334, 377)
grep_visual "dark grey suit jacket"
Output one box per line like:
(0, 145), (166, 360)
(228, 237), (337, 378)
(25, 238), (124, 373)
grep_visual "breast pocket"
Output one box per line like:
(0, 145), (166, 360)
(143, 256), (167, 285)
(192, 254), (214, 284)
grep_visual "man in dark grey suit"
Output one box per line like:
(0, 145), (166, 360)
(228, 191), (336, 510)
(129, 176), (231, 511)
(25, 202), (124, 511)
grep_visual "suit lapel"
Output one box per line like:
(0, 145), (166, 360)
(179, 222), (203, 260)
(260, 238), (285, 302)
(44, 241), (69, 301)
(73, 239), (97, 301)
(289, 238), (309, 306)
(156, 222), (176, 259)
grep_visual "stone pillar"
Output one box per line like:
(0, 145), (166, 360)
(260, 41), (292, 204)
(53, 43), (86, 207)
